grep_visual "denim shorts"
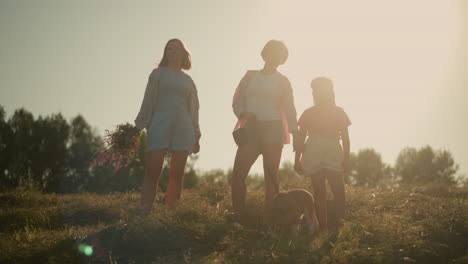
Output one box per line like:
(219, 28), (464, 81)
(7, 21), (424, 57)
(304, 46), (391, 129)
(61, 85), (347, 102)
(244, 120), (284, 145)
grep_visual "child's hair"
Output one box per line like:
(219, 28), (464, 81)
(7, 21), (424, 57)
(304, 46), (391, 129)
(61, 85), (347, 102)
(310, 77), (335, 106)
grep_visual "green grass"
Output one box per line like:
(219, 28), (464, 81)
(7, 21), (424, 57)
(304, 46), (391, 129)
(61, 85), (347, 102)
(1, 182), (468, 264)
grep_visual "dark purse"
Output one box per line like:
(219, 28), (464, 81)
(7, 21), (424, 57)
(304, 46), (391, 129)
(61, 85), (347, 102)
(232, 126), (248, 146)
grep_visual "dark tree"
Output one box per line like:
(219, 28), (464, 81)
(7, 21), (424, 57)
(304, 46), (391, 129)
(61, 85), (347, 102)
(64, 115), (102, 193)
(7, 108), (36, 188)
(0, 106), (14, 190)
(34, 113), (70, 192)
(349, 148), (393, 188)
(394, 146), (459, 185)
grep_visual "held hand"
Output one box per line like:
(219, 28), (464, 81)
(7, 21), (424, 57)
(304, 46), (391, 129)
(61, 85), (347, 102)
(131, 126), (142, 134)
(294, 161), (304, 175)
(342, 159), (351, 174)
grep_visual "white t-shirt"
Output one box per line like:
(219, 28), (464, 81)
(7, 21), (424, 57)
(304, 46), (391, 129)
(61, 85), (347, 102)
(245, 72), (282, 121)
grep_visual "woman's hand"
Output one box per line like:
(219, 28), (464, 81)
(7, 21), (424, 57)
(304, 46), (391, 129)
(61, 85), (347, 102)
(193, 141), (200, 154)
(131, 126), (142, 134)
(294, 151), (303, 175)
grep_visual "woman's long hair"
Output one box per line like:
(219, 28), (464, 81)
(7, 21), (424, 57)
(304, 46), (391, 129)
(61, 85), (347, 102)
(311, 77), (336, 107)
(158, 39), (192, 70)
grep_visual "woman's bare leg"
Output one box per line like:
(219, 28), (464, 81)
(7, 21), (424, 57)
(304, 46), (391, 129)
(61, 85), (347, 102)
(141, 149), (167, 214)
(310, 170), (328, 233)
(261, 143), (283, 212)
(165, 151), (189, 209)
(232, 144), (260, 219)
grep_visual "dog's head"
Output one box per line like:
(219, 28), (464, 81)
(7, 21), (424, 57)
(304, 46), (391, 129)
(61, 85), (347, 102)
(269, 192), (303, 226)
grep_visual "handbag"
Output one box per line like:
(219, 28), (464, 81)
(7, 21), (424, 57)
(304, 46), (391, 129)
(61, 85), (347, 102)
(232, 126), (248, 146)
(232, 116), (258, 146)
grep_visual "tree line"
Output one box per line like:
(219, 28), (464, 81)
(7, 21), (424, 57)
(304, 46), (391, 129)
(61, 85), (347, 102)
(0, 106), (198, 193)
(0, 105), (464, 193)
(347, 147), (463, 188)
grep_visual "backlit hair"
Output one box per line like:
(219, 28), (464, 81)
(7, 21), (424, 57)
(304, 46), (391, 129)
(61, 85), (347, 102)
(311, 77), (336, 106)
(261, 40), (289, 65)
(158, 39), (192, 70)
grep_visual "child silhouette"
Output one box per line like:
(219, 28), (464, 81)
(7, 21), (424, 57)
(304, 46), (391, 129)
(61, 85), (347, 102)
(294, 77), (351, 233)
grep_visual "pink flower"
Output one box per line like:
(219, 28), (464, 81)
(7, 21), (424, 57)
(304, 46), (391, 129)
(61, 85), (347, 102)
(91, 122), (141, 172)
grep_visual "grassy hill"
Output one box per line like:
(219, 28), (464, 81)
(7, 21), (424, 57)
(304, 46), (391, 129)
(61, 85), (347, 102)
(1, 181), (468, 264)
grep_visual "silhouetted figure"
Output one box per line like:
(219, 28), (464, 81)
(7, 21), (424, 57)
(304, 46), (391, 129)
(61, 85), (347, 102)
(231, 40), (298, 223)
(135, 39), (201, 214)
(294, 77), (351, 233)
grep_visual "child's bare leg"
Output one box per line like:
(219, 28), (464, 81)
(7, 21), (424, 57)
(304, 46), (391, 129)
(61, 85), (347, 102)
(310, 170), (328, 233)
(328, 170), (346, 223)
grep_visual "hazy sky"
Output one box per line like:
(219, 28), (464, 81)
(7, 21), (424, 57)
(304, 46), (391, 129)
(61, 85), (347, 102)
(1, 0), (467, 176)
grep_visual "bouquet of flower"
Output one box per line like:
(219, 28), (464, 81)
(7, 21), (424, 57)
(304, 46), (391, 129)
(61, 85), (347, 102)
(92, 122), (141, 172)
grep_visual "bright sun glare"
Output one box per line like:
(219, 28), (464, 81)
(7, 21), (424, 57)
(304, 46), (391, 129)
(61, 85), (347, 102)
(258, 0), (459, 154)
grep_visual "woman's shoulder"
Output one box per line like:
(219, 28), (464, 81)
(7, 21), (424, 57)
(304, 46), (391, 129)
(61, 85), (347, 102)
(149, 67), (163, 78)
(275, 72), (292, 87)
(152, 67), (163, 73)
(178, 69), (191, 78)
(235, 70), (259, 85)
(157, 67), (194, 81)
(276, 71), (289, 79)
(244, 70), (259, 78)
(180, 71), (196, 85)
(274, 71), (289, 81)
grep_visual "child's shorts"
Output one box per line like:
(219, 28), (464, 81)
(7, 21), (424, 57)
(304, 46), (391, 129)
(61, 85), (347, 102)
(302, 134), (343, 175)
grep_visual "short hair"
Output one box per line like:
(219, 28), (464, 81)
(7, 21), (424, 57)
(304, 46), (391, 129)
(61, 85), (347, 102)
(261, 40), (289, 65)
(158, 39), (192, 70)
(311, 77), (336, 106)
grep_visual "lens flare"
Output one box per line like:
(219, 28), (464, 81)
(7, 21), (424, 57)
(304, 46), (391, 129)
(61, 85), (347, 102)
(78, 243), (93, 256)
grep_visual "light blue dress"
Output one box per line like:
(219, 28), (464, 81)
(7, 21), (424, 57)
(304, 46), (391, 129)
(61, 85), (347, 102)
(146, 68), (195, 153)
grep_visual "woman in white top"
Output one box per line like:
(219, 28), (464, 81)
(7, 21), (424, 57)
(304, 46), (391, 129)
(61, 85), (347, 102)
(231, 40), (298, 221)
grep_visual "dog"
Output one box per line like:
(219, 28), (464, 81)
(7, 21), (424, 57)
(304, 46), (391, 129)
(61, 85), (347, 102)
(268, 189), (320, 237)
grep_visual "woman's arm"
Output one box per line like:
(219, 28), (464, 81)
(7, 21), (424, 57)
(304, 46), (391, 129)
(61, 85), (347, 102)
(293, 127), (306, 153)
(134, 69), (159, 131)
(280, 76), (298, 133)
(232, 71), (255, 119)
(188, 78), (201, 142)
(294, 127), (306, 174)
(341, 127), (351, 173)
